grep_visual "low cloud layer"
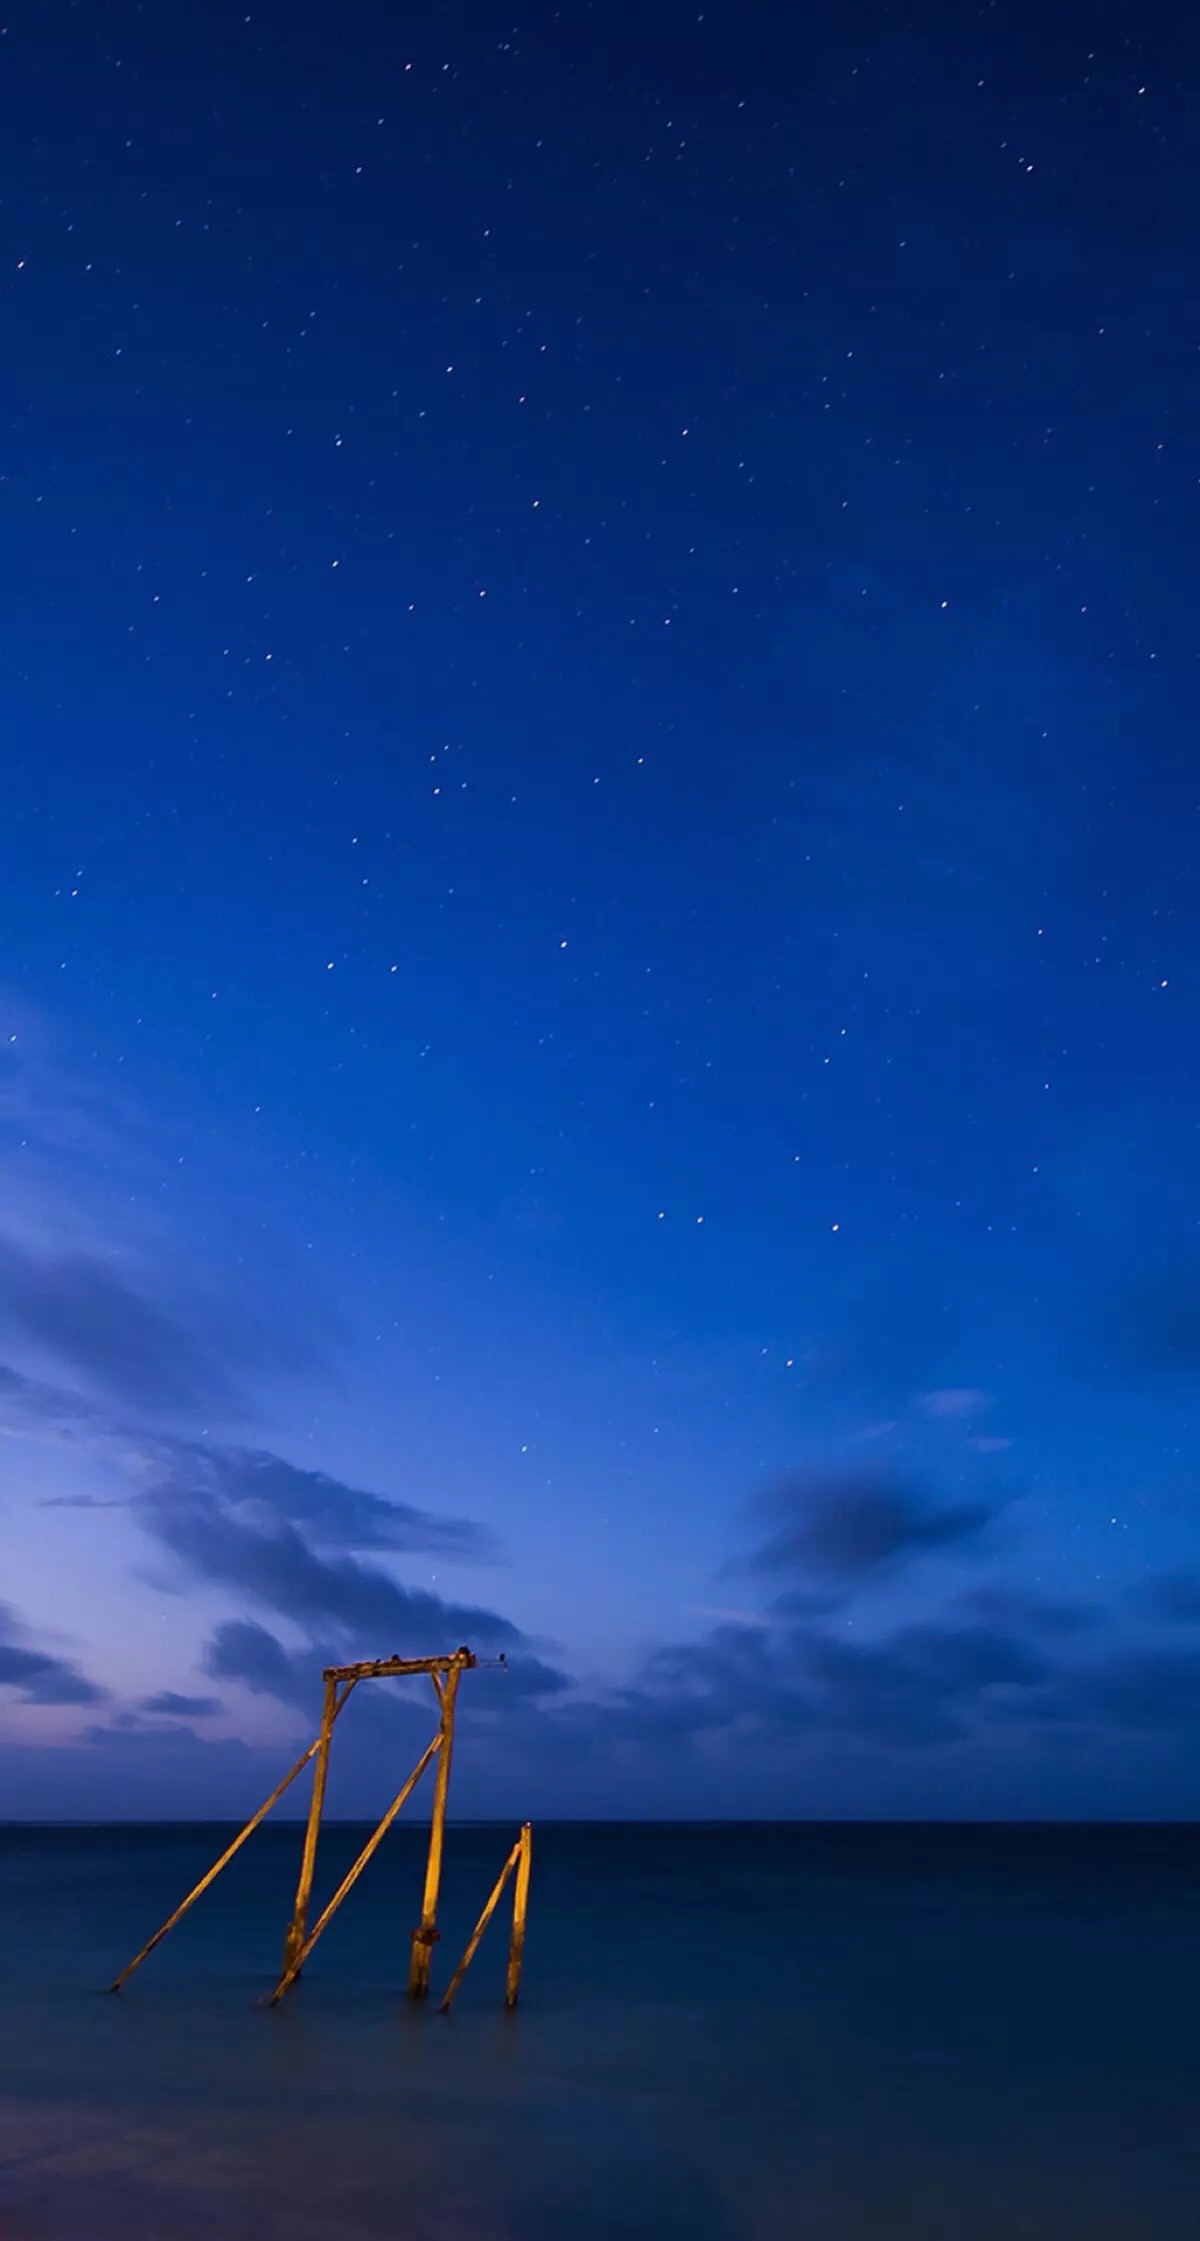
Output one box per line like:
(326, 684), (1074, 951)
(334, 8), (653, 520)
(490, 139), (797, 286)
(604, 1612), (1043, 1755)
(566, 1594), (1200, 1783)
(1, 1227), (1198, 1818)
(2, 1566), (1198, 1818)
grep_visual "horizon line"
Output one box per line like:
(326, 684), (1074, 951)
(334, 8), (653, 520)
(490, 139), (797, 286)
(1, 1814), (1197, 1830)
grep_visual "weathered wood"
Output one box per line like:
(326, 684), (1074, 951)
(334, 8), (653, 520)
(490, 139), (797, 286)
(505, 1822), (532, 2008)
(438, 1837), (522, 2014)
(269, 1731), (442, 2005)
(406, 1665), (461, 1998)
(279, 1672), (343, 1981)
(108, 1720), (338, 1993)
(323, 1648), (477, 1685)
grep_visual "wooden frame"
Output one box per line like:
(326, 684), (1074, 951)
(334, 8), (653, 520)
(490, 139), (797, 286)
(109, 1647), (479, 2002)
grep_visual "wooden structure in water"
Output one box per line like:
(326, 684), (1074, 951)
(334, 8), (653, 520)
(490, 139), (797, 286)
(109, 1645), (531, 2012)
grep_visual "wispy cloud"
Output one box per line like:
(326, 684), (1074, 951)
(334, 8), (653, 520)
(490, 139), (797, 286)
(0, 1601), (105, 1707)
(202, 1617), (570, 1716)
(0, 1235), (244, 1416)
(0, 1226), (332, 1423)
(740, 1468), (998, 1584)
(138, 1442), (499, 1562)
(152, 1497), (519, 1650)
(139, 1690), (222, 1718)
(918, 1387), (988, 1419)
(1, 1359), (523, 1664)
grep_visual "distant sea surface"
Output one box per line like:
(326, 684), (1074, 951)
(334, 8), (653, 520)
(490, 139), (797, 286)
(0, 1822), (1197, 2239)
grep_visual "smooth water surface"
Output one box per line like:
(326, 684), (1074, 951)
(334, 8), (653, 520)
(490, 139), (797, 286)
(0, 1823), (1197, 2237)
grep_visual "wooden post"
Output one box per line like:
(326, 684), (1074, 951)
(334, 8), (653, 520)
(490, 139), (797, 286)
(438, 1834), (522, 2014)
(279, 1672), (340, 1982)
(269, 1731), (441, 2005)
(108, 1730), (331, 1993)
(505, 1821), (532, 2008)
(406, 1664), (461, 1998)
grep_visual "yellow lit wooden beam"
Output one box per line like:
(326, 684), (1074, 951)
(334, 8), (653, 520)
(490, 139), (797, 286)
(269, 1731), (441, 2006)
(438, 1834), (522, 2014)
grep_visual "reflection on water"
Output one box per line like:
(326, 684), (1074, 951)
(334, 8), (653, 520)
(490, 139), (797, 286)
(1, 1823), (1198, 2238)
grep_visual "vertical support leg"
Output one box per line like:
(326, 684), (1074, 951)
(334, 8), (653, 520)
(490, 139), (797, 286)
(505, 1822), (532, 2008)
(407, 1665), (460, 1998)
(269, 1733), (441, 2005)
(281, 1673), (338, 1980)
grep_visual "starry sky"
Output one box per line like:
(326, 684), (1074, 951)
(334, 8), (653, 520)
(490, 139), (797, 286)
(2, 0), (1198, 1819)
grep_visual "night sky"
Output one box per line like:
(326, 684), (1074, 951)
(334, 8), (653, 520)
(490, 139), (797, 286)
(2, 0), (1198, 1818)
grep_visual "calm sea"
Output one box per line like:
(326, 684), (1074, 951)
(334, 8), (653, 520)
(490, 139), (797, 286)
(0, 1822), (1197, 2238)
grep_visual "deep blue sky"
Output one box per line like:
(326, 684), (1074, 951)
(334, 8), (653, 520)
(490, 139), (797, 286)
(2, 0), (1198, 1816)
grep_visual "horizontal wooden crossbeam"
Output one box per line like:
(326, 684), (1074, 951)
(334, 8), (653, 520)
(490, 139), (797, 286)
(322, 1647), (478, 1684)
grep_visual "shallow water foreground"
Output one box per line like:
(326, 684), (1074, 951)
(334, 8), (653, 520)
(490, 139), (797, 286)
(0, 1823), (1197, 2239)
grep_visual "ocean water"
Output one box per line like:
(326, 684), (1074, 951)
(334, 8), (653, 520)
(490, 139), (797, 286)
(0, 1822), (1197, 2239)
